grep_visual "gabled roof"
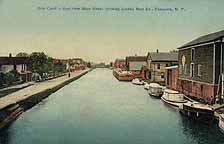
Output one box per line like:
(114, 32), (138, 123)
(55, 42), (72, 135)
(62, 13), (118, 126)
(126, 56), (147, 62)
(179, 30), (224, 49)
(148, 52), (178, 62)
(0, 57), (29, 65)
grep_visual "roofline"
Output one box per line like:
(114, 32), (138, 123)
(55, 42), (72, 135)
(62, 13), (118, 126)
(178, 36), (224, 50)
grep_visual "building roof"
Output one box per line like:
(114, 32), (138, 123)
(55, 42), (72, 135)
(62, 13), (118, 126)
(179, 30), (224, 49)
(148, 52), (178, 62)
(126, 56), (147, 62)
(0, 57), (29, 65)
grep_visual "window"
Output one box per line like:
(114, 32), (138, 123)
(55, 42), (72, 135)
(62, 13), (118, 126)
(191, 48), (195, 61)
(161, 72), (165, 79)
(157, 64), (160, 69)
(166, 63), (169, 67)
(198, 64), (202, 76)
(190, 63), (194, 77)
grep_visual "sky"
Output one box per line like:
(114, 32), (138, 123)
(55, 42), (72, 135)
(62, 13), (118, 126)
(0, 0), (224, 63)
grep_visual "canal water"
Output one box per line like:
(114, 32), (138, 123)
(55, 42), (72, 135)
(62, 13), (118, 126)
(0, 68), (224, 144)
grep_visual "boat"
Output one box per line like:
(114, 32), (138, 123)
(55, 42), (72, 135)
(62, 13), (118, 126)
(179, 101), (214, 123)
(132, 78), (144, 85)
(148, 83), (163, 98)
(219, 114), (224, 132)
(113, 69), (135, 81)
(161, 89), (188, 108)
(144, 82), (150, 90)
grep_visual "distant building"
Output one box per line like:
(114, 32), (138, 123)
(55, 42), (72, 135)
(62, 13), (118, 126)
(0, 55), (32, 82)
(67, 58), (86, 72)
(177, 30), (224, 104)
(143, 52), (178, 84)
(165, 65), (178, 91)
(125, 56), (147, 77)
(113, 59), (126, 70)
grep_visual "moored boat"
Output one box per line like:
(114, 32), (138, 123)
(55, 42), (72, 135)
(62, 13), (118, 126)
(148, 83), (163, 98)
(161, 89), (188, 108)
(113, 69), (135, 81)
(132, 78), (144, 85)
(179, 101), (214, 123)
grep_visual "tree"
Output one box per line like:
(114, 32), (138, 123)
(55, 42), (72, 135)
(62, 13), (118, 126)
(16, 52), (29, 57)
(0, 73), (6, 87)
(54, 61), (66, 73)
(5, 70), (20, 85)
(28, 52), (49, 76)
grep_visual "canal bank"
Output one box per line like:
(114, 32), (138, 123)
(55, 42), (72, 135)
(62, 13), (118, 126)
(0, 69), (92, 130)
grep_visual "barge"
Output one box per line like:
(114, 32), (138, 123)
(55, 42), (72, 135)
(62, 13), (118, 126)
(113, 69), (135, 81)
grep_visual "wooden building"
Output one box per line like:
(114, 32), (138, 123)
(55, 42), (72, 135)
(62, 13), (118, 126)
(143, 52), (178, 84)
(177, 30), (224, 104)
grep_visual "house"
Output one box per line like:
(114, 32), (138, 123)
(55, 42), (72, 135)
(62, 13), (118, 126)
(113, 59), (126, 70)
(67, 58), (86, 72)
(125, 56), (147, 77)
(177, 30), (224, 104)
(165, 65), (178, 91)
(0, 55), (32, 82)
(143, 52), (178, 84)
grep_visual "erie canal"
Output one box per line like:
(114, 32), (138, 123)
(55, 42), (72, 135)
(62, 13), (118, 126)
(0, 68), (224, 144)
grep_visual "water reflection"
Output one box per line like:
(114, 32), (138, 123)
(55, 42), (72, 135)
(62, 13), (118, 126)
(180, 115), (224, 144)
(0, 127), (10, 144)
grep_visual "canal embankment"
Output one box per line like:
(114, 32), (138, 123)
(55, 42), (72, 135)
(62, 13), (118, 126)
(0, 68), (92, 130)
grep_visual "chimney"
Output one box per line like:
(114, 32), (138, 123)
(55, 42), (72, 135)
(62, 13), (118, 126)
(9, 53), (12, 57)
(156, 49), (159, 53)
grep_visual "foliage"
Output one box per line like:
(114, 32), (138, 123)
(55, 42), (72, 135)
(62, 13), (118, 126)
(0, 70), (20, 87)
(28, 52), (53, 76)
(54, 61), (66, 73)
(86, 62), (91, 68)
(16, 52), (29, 57)
(0, 73), (6, 87)
(26, 52), (66, 76)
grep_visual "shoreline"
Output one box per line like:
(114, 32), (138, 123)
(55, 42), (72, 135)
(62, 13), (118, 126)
(0, 68), (92, 130)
